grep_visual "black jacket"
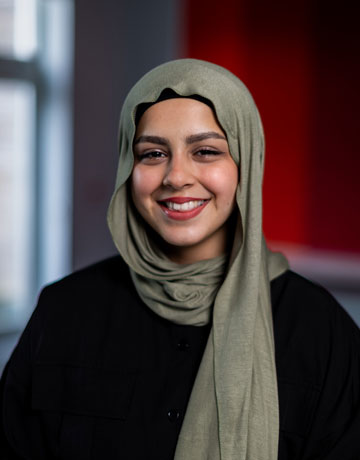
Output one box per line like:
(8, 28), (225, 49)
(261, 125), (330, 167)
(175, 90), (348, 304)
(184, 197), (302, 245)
(1, 256), (360, 459)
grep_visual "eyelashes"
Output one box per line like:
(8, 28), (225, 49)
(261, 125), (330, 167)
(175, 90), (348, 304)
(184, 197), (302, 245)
(136, 148), (223, 163)
(137, 151), (166, 161)
(195, 149), (222, 157)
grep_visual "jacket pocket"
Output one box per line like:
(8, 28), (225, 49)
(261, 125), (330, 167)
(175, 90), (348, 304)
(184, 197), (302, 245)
(31, 364), (136, 420)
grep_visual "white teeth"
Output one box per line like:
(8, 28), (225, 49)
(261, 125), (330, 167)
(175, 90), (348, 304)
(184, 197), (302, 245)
(164, 200), (205, 211)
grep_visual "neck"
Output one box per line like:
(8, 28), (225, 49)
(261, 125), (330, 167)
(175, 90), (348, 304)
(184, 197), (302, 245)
(164, 239), (227, 265)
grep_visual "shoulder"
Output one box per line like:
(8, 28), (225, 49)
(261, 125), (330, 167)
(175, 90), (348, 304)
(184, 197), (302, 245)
(270, 269), (357, 333)
(271, 270), (360, 384)
(41, 255), (131, 297)
(271, 269), (344, 317)
(25, 256), (150, 368)
(32, 256), (141, 341)
(37, 255), (138, 311)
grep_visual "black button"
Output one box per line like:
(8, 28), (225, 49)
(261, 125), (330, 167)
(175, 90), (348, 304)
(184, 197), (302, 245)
(177, 339), (190, 351)
(167, 409), (180, 422)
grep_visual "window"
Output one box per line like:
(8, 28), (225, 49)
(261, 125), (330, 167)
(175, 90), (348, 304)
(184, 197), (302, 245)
(0, 0), (74, 333)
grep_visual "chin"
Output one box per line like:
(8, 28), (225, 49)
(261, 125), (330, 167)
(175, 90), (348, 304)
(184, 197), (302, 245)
(159, 227), (205, 247)
(161, 235), (201, 249)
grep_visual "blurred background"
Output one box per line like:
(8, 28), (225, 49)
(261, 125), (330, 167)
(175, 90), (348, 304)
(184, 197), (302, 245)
(0, 0), (359, 373)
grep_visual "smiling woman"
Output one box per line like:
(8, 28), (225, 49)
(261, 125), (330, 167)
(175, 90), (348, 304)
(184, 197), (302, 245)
(1, 59), (360, 460)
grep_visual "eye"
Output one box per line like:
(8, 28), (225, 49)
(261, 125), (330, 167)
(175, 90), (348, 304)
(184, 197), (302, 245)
(137, 150), (167, 162)
(194, 148), (222, 159)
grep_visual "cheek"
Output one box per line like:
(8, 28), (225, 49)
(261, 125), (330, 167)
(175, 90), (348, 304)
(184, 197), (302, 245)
(205, 164), (239, 206)
(131, 166), (159, 204)
(131, 168), (144, 201)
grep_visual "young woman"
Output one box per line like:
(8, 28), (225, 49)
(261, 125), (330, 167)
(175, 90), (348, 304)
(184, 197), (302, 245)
(1, 59), (360, 460)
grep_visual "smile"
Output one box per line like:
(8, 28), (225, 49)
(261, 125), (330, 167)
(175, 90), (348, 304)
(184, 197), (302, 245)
(158, 198), (210, 221)
(162, 200), (206, 211)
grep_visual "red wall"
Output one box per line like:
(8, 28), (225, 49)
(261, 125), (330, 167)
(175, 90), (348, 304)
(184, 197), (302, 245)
(184, 0), (360, 254)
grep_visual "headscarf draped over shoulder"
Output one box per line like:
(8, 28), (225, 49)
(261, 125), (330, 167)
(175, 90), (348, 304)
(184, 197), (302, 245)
(107, 59), (288, 460)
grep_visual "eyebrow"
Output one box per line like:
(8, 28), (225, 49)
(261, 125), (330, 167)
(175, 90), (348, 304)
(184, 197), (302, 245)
(186, 132), (227, 143)
(133, 131), (227, 146)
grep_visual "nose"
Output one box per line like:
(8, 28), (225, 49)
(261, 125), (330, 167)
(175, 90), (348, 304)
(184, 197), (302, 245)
(162, 155), (194, 190)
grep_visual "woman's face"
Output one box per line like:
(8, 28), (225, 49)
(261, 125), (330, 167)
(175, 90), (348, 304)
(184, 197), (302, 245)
(131, 98), (238, 264)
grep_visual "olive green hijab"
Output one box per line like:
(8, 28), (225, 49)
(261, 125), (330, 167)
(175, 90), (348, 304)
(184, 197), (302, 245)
(107, 59), (288, 460)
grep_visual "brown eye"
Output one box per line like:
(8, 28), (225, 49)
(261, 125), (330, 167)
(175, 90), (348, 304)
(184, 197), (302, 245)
(196, 149), (220, 156)
(140, 151), (166, 159)
(194, 149), (222, 159)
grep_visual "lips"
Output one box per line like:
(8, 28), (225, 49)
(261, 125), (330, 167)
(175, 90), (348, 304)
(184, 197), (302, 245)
(158, 197), (210, 221)
(162, 199), (206, 211)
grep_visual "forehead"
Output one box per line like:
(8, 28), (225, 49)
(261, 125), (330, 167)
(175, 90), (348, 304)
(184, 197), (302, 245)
(135, 98), (225, 135)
